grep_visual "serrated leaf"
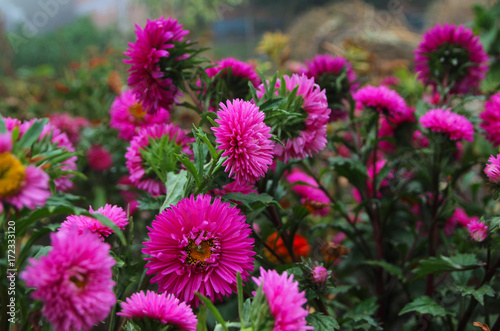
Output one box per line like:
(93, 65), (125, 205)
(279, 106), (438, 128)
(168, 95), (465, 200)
(399, 296), (450, 317)
(306, 313), (340, 330)
(413, 255), (481, 279)
(222, 192), (279, 210)
(455, 285), (495, 306)
(161, 171), (188, 211)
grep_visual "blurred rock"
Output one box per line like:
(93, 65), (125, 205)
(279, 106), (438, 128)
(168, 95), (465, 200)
(425, 0), (490, 29)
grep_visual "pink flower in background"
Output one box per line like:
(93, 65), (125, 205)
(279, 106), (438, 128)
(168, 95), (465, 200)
(125, 123), (194, 196)
(467, 220), (488, 242)
(412, 130), (430, 148)
(445, 208), (479, 236)
(420, 109), (474, 141)
(87, 144), (113, 171)
(480, 93), (500, 146)
(60, 204), (129, 239)
(378, 107), (416, 152)
(124, 17), (188, 112)
(143, 195), (255, 306)
(415, 23), (488, 94)
(118, 291), (197, 330)
(380, 76), (400, 87)
(485, 154), (500, 184)
(252, 267), (312, 331)
(286, 168), (330, 216)
(213, 99), (274, 184)
(353, 85), (408, 118)
(110, 90), (170, 140)
(210, 181), (257, 197)
(117, 175), (140, 215)
(49, 113), (89, 145)
(21, 230), (116, 331)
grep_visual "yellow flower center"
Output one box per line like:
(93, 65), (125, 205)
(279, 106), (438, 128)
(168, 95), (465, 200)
(185, 239), (214, 265)
(69, 272), (87, 289)
(0, 153), (25, 197)
(129, 102), (146, 120)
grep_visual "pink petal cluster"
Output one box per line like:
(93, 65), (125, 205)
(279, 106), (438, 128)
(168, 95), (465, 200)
(210, 181), (258, 197)
(311, 266), (329, 284)
(109, 89), (170, 140)
(286, 168), (330, 216)
(444, 208), (479, 236)
(252, 267), (312, 331)
(378, 107), (416, 152)
(484, 154), (500, 184)
(118, 290), (197, 330)
(420, 109), (474, 141)
(467, 220), (488, 242)
(205, 57), (260, 87)
(125, 123), (194, 196)
(21, 230), (116, 331)
(480, 93), (500, 146)
(213, 99), (274, 184)
(48, 112), (89, 145)
(415, 23), (488, 94)
(353, 85), (408, 118)
(87, 144), (113, 171)
(60, 204), (129, 239)
(124, 17), (188, 112)
(143, 194), (255, 306)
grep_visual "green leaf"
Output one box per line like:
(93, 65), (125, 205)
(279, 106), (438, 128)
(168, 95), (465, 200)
(196, 293), (228, 331)
(365, 260), (404, 281)
(161, 170), (188, 211)
(222, 192), (280, 210)
(0, 117), (6, 134)
(399, 296), (450, 317)
(197, 305), (208, 331)
(176, 153), (200, 188)
(413, 255), (481, 279)
(455, 284), (495, 306)
(123, 321), (141, 331)
(85, 212), (126, 245)
(17, 118), (48, 150)
(194, 127), (218, 160)
(249, 285), (275, 331)
(329, 156), (367, 190)
(306, 313), (340, 330)
(193, 135), (209, 178)
(237, 272), (246, 328)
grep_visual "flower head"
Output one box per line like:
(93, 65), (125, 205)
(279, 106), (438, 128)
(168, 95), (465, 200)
(311, 266), (329, 284)
(305, 54), (359, 121)
(87, 144), (113, 171)
(212, 99), (274, 184)
(480, 93), (500, 146)
(467, 220), (488, 242)
(485, 154), (500, 184)
(143, 194), (255, 306)
(353, 85), (408, 118)
(125, 123), (194, 196)
(124, 17), (189, 112)
(415, 23), (488, 94)
(48, 113), (89, 145)
(420, 108), (474, 141)
(286, 168), (330, 216)
(60, 204), (129, 239)
(110, 90), (170, 140)
(252, 267), (312, 331)
(118, 290), (197, 330)
(21, 230), (116, 331)
(264, 232), (310, 264)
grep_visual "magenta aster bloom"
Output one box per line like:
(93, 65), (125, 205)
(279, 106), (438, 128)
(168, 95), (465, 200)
(211, 181), (258, 197)
(286, 168), (330, 216)
(485, 154), (500, 184)
(21, 229), (116, 331)
(125, 123), (194, 196)
(257, 74), (331, 162)
(467, 220), (488, 242)
(420, 108), (474, 141)
(87, 144), (113, 171)
(48, 112), (89, 145)
(311, 266), (329, 284)
(143, 194), (255, 306)
(212, 99), (274, 184)
(252, 267), (312, 331)
(415, 23), (488, 94)
(124, 17), (188, 112)
(480, 93), (500, 146)
(110, 90), (170, 140)
(118, 290), (197, 330)
(305, 54), (359, 121)
(60, 204), (129, 239)
(378, 106), (416, 152)
(353, 85), (408, 118)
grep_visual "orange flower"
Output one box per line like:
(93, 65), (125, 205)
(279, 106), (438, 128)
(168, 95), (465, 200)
(473, 322), (490, 331)
(264, 232), (310, 263)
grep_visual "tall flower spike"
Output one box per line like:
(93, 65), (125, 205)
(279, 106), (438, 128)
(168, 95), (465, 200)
(213, 99), (274, 184)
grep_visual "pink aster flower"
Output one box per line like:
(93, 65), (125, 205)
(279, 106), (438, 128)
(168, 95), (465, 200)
(420, 108), (474, 141)
(311, 266), (329, 284)
(257, 74), (331, 162)
(48, 112), (89, 145)
(467, 219), (488, 242)
(485, 154), (500, 184)
(286, 168), (330, 216)
(118, 290), (197, 330)
(21, 229), (116, 331)
(252, 267), (312, 331)
(378, 106), (416, 152)
(305, 54), (359, 121)
(125, 123), (194, 196)
(448, 207), (479, 229)
(87, 144), (113, 171)
(110, 90), (170, 140)
(415, 23), (488, 94)
(211, 181), (258, 197)
(212, 99), (274, 184)
(60, 204), (129, 239)
(124, 17), (188, 112)
(143, 194), (255, 306)
(480, 93), (500, 146)
(353, 85), (408, 118)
